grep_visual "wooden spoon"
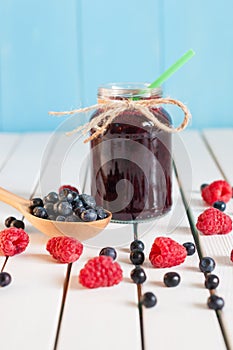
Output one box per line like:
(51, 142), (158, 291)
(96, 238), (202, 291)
(0, 186), (112, 241)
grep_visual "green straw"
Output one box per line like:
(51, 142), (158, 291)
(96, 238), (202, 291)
(148, 49), (195, 88)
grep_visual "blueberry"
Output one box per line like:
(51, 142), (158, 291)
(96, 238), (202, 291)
(44, 202), (55, 215)
(207, 295), (224, 310)
(199, 257), (216, 273)
(80, 194), (96, 208)
(205, 274), (219, 290)
(140, 292), (157, 308)
(57, 201), (73, 216)
(48, 215), (56, 221)
(74, 206), (86, 217)
(65, 215), (80, 222)
(10, 219), (25, 230)
(29, 198), (44, 210)
(80, 209), (97, 222)
(56, 215), (66, 221)
(43, 192), (59, 204)
(163, 272), (181, 287)
(183, 242), (196, 256)
(72, 199), (84, 210)
(33, 206), (48, 219)
(5, 216), (16, 228)
(99, 247), (117, 260)
(200, 183), (208, 191)
(71, 191), (80, 202)
(59, 189), (74, 203)
(130, 250), (145, 265)
(96, 206), (108, 220)
(0, 272), (12, 287)
(130, 266), (147, 284)
(130, 240), (145, 252)
(213, 201), (226, 212)
(53, 200), (62, 213)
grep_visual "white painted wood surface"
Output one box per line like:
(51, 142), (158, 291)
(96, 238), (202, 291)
(0, 131), (232, 350)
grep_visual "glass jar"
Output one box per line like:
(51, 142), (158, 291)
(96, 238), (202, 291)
(90, 82), (172, 223)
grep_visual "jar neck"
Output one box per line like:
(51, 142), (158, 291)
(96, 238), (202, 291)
(98, 82), (162, 103)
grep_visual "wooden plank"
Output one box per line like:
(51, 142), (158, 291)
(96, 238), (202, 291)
(137, 174), (226, 350)
(202, 128), (233, 348)
(174, 130), (233, 349)
(0, 133), (20, 267)
(0, 133), (20, 170)
(202, 129), (233, 184)
(0, 133), (67, 350)
(57, 240), (141, 350)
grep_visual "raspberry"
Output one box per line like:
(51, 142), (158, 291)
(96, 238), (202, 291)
(79, 256), (123, 288)
(149, 237), (187, 268)
(0, 228), (29, 256)
(201, 180), (232, 205)
(46, 236), (83, 263)
(231, 250), (233, 263)
(58, 185), (79, 194)
(196, 207), (232, 235)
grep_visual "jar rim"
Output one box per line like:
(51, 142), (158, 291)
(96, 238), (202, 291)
(98, 82), (162, 98)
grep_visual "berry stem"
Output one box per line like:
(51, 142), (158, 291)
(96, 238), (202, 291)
(1, 256), (9, 272)
(133, 223), (138, 240)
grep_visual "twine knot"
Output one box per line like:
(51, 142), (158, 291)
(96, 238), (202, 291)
(49, 97), (191, 143)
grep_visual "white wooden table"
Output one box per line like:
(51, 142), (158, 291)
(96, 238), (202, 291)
(0, 129), (233, 350)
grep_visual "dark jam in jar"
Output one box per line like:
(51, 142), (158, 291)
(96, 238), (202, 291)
(90, 83), (172, 223)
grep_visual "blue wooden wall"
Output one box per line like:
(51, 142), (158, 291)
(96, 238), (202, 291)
(0, 0), (233, 132)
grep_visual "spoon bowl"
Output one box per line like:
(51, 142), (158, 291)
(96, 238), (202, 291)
(0, 186), (112, 241)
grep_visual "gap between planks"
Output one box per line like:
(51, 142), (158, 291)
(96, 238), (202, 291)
(174, 132), (232, 350)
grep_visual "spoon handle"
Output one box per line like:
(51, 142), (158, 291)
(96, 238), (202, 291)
(0, 186), (29, 211)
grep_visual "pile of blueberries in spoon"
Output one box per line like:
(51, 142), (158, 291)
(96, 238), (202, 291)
(29, 186), (108, 222)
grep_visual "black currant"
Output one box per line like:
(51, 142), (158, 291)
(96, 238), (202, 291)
(163, 272), (181, 287)
(29, 198), (44, 210)
(205, 274), (219, 290)
(130, 250), (145, 265)
(140, 292), (157, 308)
(0, 272), (12, 287)
(11, 219), (25, 230)
(200, 183), (208, 191)
(213, 201), (226, 212)
(199, 257), (216, 273)
(5, 216), (16, 228)
(99, 247), (117, 260)
(130, 266), (147, 284)
(130, 240), (145, 252)
(183, 242), (196, 256)
(207, 295), (224, 310)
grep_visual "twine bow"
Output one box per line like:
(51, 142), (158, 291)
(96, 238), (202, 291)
(49, 97), (191, 143)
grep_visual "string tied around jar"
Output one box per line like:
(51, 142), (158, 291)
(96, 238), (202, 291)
(49, 97), (191, 143)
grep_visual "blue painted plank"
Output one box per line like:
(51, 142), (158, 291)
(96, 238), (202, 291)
(0, 0), (83, 132)
(80, 0), (163, 106)
(163, 0), (233, 129)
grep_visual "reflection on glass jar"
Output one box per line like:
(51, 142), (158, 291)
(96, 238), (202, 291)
(90, 83), (172, 223)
